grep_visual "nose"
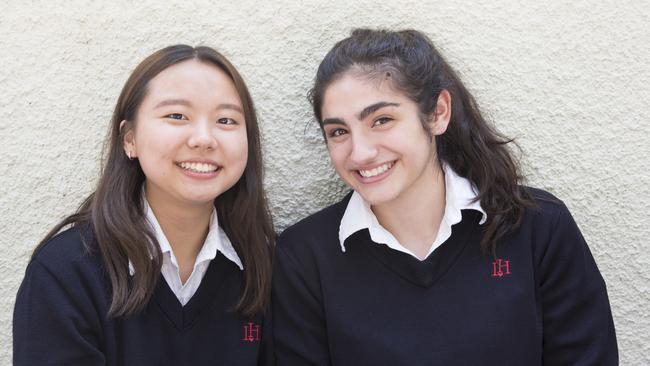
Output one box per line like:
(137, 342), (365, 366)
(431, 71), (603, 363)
(187, 120), (218, 150)
(349, 131), (378, 165)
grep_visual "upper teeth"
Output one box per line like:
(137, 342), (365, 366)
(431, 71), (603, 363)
(359, 162), (393, 178)
(179, 162), (218, 173)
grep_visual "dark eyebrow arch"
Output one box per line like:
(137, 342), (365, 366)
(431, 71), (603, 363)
(357, 102), (400, 121)
(322, 102), (400, 127)
(216, 103), (244, 114)
(322, 117), (347, 126)
(154, 99), (192, 109)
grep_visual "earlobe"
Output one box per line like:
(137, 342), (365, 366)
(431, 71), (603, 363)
(429, 89), (452, 136)
(120, 120), (137, 159)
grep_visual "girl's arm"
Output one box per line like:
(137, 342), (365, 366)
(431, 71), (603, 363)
(13, 257), (105, 365)
(272, 234), (331, 366)
(538, 203), (618, 365)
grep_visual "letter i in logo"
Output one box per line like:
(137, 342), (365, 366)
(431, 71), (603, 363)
(242, 322), (261, 342)
(492, 258), (511, 277)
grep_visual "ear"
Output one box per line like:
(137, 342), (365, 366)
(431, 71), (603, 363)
(120, 120), (137, 158)
(428, 89), (451, 136)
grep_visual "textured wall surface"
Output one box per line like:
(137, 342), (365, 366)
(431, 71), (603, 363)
(1, 0), (648, 364)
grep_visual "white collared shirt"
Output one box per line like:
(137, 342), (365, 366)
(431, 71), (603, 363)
(130, 198), (243, 306)
(338, 164), (487, 261)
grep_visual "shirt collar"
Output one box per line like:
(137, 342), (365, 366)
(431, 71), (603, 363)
(338, 163), (487, 256)
(129, 195), (243, 275)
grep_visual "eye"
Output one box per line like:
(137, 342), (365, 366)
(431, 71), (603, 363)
(327, 128), (347, 138)
(372, 117), (393, 127)
(217, 117), (238, 125)
(165, 113), (187, 120)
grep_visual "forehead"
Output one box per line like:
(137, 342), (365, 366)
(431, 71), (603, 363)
(321, 72), (411, 118)
(143, 59), (242, 107)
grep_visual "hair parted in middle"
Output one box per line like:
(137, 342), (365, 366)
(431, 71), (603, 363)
(309, 28), (535, 254)
(33, 45), (275, 317)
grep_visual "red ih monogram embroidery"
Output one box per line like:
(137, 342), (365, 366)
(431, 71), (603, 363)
(491, 258), (511, 277)
(242, 322), (261, 342)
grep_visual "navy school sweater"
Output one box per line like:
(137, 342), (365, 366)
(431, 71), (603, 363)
(272, 189), (617, 365)
(13, 225), (272, 365)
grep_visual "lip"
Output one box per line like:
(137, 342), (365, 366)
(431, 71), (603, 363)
(353, 160), (396, 184)
(177, 159), (220, 166)
(175, 159), (221, 180)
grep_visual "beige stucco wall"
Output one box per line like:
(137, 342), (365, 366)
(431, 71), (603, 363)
(1, 0), (648, 363)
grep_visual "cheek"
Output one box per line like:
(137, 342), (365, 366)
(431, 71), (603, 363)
(223, 133), (249, 164)
(327, 144), (349, 172)
(405, 139), (437, 172)
(135, 124), (174, 157)
(134, 131), (179, 179)
(397, 127), (435, 157)
(137, 150), (167, 182)
(136, 138), (172, 169)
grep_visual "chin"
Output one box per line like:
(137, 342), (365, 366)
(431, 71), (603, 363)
(356, 187), (399, 207)
(182, 192), (219, 206)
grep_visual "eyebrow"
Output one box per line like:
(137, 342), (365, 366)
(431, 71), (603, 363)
(154, 99), (244, 114)
(322, 117), (347, 127)
(216, 103), (244, 114)
(154, 99), (192, 109)
(322, 101), (400, 126)
(357, 101), (400, 121)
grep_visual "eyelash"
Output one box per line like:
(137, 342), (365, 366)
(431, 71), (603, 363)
(328, 128), (348, 138)
(166, 113), (187, 120)
(373, 116), (393, 126)
(165, 114), (238, 125)
(326, 116), (393, 138)
(218, 117), (238, 125)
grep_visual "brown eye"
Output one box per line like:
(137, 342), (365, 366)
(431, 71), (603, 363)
(372, 117), (392, 126)
(166, 113), (187, 120)
(328, 128), (347, 138)
(218, 118), (237, 125)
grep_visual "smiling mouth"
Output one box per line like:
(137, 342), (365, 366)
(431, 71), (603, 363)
(358, 161), (395, 178)
(176, 162), (220, 173)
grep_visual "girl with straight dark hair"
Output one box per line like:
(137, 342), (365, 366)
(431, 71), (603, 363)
(272, 29), (617, 365)
(14, 45), (274, 365)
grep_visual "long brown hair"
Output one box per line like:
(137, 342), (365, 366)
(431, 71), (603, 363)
(309, 29), (535, 254)
(33, 45), (275, 317)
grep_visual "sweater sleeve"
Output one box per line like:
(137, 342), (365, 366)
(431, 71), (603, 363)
(538, 203), (618, 365)
(272, 239), (332, 366)
(13, 258), (106, 365)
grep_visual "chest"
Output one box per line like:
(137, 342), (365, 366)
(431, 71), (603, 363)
(319, 235), (543, 365)
(99, 262), (264, 365)
(108, 308), (263, 365)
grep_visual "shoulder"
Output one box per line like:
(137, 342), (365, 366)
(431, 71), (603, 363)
(29, 224), (103, 278)
(494, 187), (578, 256)
(14, 225), (110, 361)
(516, 187), (589, 260)
(16, 224), (109, 322)
(276, 192), (351, 257)
(522, 186), (572, 225)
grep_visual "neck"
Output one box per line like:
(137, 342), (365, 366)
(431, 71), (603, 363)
(372, 160), (446, 260)
(145, 189), (213, 283)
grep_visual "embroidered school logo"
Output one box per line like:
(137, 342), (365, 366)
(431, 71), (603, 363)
(242, 322), (261, 342)
(491, 258), (511, 277)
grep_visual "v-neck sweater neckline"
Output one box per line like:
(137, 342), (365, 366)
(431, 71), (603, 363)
(347, 210), (482, 288)
(152, 252), (235, 331)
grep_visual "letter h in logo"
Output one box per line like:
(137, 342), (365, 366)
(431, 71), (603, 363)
(242, 322), (261, 342)
(492, 258), (511, 277)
